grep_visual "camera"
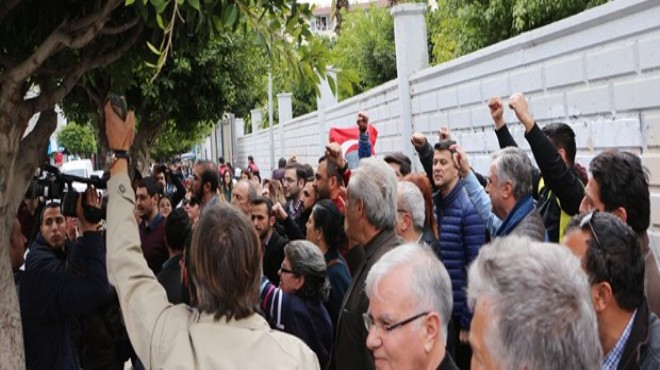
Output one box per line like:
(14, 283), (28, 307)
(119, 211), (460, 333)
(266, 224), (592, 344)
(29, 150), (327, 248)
(27, 164), (108, 223)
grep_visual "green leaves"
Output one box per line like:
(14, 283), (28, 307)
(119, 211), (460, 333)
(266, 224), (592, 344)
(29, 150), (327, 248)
(56, 122), (97, 156)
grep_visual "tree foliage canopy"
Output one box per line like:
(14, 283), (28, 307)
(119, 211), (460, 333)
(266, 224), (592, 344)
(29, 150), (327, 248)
(429, 0), (609, 62)
(56, 122), (97, 157)
(331, 6), (396, 98)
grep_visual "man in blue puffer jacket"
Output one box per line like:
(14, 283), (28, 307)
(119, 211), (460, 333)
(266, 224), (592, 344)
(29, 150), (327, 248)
(414, 137), (486, 369)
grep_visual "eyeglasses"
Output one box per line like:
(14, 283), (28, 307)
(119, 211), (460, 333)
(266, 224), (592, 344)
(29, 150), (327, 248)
(580, 211), (612, 283)
(279, 263), (296, 275)
(362, 311), (429, 334)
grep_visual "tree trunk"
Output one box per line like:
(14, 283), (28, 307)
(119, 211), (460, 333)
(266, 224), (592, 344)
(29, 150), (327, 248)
(334, 0), (350, 35)
(132, 118), (166, 176)
(0, 102), (56, 370)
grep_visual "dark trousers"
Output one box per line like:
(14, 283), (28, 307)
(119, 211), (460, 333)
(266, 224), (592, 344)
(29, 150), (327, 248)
(449, 316), (472, 370)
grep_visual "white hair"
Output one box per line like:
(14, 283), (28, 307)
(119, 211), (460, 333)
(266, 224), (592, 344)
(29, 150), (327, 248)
(397, 181), (425, 231)
(365, 243), (452, 341)
(347, 157), (397, 230)
(467, 236), (602, 370)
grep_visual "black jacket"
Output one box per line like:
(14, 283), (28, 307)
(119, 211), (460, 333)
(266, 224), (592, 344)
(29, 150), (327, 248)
(264, 230), (288, 287)
(20, 232), (110, 370)
(157, 254), (184, 304)
(618, 300), (660, 369)
(329, 229), (402, 370)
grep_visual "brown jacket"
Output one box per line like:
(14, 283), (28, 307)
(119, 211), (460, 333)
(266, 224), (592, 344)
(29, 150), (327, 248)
(106, 173), (319, 369)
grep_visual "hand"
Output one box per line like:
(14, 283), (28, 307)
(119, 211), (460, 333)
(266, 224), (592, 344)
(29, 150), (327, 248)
(104, 99), (135, 151)
(488, 96), (506, 129)
(508, 93), (534, 132)
(325, 142), (346, 169)
(288, 155), (297, 164)
(459, 329), (470, 344)
(337, 186), (347, 210)
(438, 126), (451, 141)
(357, 112), (369, 133)
(449, 144), (470, 178)
(77, 187), (102, 232)
(411, 132), (427, 149)
(271, 202), (288, 221)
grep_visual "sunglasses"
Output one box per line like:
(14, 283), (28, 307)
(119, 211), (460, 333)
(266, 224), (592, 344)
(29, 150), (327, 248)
(580, 211), (612, 284)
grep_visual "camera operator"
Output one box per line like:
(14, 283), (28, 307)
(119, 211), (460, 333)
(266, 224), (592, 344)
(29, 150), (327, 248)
(19, 189), (110, 370)
(152, 162), (186, 208)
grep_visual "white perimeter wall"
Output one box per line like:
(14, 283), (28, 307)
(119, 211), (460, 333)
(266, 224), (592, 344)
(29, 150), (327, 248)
(235, 0), (660, 246)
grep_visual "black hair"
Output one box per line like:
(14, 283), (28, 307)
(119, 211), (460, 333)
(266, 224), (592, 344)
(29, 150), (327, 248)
(200, 168), (219, 193)
(285, 163), (308, 183)
(317, 156), (344, 187)
(40, 201), (62, 225)
(433, 140), (457, 152)
(165, 208), (191, 252)
(542, 123), (577, 166)
(567, 212), (644, 311)
(589, 151), (650, 234)
(218, 156), (225, 164)
(310, 199), (347, 252)
(139, 177), (161, 197)
(384, 152), (412, 176)
(250, 195), (273, 216)
(278, 157), (287, 168)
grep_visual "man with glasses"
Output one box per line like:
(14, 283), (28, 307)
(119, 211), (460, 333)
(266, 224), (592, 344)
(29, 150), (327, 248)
(579, 150), (660, 316)
(364, 243), (457, 370)
(564, 212), (660, 369)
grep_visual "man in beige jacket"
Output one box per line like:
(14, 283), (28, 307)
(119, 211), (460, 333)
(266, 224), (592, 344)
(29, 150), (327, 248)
(104, 100), (319, 369)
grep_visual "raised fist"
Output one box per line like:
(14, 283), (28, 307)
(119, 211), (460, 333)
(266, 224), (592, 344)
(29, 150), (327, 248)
(488, 97), (505, 129)
(411, 132), (427, 149)
(438, 126), (452, 141)
(508, 93), (534, 130)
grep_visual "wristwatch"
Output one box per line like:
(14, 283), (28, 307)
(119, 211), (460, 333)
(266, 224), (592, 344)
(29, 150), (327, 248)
(108, 150), (131, 168)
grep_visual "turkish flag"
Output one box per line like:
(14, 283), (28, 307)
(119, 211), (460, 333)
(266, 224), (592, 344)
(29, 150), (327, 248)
(328, 125), (378, 169)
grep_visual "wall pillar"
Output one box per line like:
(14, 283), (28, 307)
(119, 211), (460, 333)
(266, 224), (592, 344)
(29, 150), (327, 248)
(277, 92), (293, 159)
(391, 3), (429, 168)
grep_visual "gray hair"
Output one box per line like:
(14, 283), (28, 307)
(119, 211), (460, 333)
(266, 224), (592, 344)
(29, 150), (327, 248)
(347, 157), (397, 230)
(365, 243), (452, 341)
(236, 180), (258, 202)
(467, 236), (602, 370)
(284, 240), (330, 302)
(491, 147), (533, 200)
(397, 181), (425, 231)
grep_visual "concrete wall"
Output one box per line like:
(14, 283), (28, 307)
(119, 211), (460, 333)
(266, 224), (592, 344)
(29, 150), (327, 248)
(235, 0), (660, 244)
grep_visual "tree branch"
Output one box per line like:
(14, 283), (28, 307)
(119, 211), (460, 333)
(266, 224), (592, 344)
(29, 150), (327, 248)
(0, 0), (22, 24)
(17, 107), (57, 185)
(27, 25), (143, 115)
(1, 0), (122, 90)
(68, 0), (123, 32)
(101, 17), (139, 35)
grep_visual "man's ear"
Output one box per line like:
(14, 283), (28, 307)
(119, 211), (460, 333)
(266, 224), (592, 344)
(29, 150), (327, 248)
(269, 215), (276, 227)
(203, 181), (211, 194)
(592, 282), (613, 313)
(423, 313), (441, 352)
(611, 207), (628, 225)
(502, 182), (514, 199)
(297, 178), (305, 189)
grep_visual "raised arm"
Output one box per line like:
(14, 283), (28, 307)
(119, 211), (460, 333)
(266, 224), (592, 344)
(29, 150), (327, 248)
(105, 100), (171, 365)
(489, 97), (518, 149)
(508, 93), (584, 215)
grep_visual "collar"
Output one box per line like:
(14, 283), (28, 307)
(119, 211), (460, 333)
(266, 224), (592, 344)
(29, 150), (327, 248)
(434, 180), (462, 205)
(162, 254), (182, 271)
(618, 300), (652, 369)
(495, 195), (535, 236)
(324, 248), (341, 264)
(141, 212), (164, 230)
(603, 310), (637, 370)
(363, 229), (398, 260)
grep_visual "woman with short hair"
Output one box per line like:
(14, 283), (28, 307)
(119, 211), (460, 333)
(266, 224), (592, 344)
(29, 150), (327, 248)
(260, 240), (333, 368)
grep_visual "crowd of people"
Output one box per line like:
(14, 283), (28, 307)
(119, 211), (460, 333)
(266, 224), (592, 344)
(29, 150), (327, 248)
(8, 92), (660, 370)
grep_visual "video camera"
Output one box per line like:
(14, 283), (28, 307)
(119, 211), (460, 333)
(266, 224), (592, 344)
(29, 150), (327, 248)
(27, 164), (108, 223)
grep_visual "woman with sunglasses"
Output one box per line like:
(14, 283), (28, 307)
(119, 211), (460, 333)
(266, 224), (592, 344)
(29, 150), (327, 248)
(260, 240), (333, 368)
